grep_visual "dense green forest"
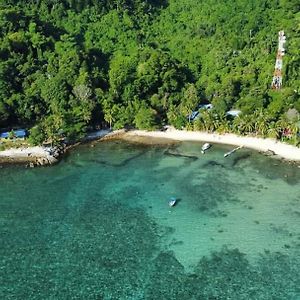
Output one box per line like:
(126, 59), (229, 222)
(0, 0), (299, 145)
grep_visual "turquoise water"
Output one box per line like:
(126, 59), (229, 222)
(0, 140), (300, 299)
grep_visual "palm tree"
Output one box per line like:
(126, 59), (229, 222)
(233, 114), (254, 135)
(103, 102), (119, 129)
(201, 110), (215, 132)
(232, 116), (244, 134)
(104, 110), (114, 129)
(253, 109), (269, 137)
(244, 116), (255, 135)
(216, 119), (230, 134)
(193, 117), (205, 131)
(267, 121), (281, 139)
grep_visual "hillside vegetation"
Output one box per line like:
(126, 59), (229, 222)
(0, 0), (299, 144)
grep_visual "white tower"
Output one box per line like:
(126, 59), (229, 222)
(271, 30), (286, 90)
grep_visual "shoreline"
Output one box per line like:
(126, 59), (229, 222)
(0, 130), (123, 166)
(121, 127), (300, 162)
(0, 128), (300, 166)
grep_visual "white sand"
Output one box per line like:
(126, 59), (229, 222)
(124, 127), (300, 162)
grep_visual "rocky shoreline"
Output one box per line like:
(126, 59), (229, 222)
(0, 129), (124, 167)
(0, 145), (64, 167)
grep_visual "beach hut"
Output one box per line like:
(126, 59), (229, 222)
(0, 132), (9, 139)
(187, 103), (213, 122)
(0, 129), (27, 140)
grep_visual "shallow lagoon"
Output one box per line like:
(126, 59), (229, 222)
(0, 140), (300, 299)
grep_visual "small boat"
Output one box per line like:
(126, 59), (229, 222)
(201, 143), (211, 154)
(169, 197), (177, 207)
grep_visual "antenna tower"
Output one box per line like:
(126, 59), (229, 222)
(271, 30), (286, 90)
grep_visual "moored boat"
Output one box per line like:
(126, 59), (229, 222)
(169, 197), (177, 207)
(201, 143), (211, 154)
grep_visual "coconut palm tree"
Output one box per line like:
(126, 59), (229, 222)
(253, 109), (270, 137)
(216, 118), (230, 134)
(267, 121), (281, 139)
(193, 116), (205, 131)
(201, 110), (215, 132)
(244, 116), (255, 135)
(232, 116), (244, 134)
(233, 114), (254, 135)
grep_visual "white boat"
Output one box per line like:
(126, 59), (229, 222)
(169, 197), (177, 207)
(201, 143), (211, 154)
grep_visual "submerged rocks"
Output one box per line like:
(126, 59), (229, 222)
(25, 156), (58, 168)
(36, 156), (58, 166)
(263, 149), (276, 156)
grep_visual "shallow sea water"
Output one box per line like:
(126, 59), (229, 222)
(0, 140), (300, 299)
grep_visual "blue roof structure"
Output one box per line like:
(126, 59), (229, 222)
(0, 129), (27, 139)
(0, 132), (9, 138)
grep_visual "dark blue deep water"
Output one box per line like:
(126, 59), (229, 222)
(0, 140), (300, 299)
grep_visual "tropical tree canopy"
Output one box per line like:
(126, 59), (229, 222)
(0, 0), (299, 143)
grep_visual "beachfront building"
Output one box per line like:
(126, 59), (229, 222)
(187, 103), (213, 121)
(0, 129), (27, 140)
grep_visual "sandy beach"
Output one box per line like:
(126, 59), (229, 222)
(122, 127), (300, 162)
(1, 128), (300, 164)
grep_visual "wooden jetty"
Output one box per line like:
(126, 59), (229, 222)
(224, 145), (243, 158)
